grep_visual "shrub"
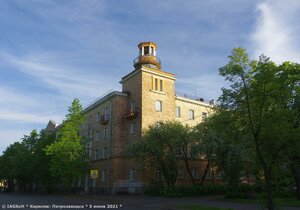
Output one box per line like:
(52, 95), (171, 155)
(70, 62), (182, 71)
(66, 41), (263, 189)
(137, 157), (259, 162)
(146, 183), (228, 197)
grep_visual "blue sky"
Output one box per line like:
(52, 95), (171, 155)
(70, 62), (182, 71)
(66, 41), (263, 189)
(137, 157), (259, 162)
(0, 0), (299, 153)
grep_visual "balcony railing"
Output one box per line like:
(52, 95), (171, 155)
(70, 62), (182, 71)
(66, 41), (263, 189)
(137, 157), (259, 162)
(133, 55), (161, 66)
(100, 114), (109, 124)
(124, 107), (139, 119)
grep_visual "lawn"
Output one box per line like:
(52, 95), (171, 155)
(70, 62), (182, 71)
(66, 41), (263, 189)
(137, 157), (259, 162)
(220, 197), (300, 207)
(182, 205), (233, 210)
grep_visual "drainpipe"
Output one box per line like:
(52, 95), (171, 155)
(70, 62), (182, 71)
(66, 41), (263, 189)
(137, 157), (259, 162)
(107, 98), (113, 194)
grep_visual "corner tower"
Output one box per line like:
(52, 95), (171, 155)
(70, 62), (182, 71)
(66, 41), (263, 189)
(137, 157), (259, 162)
(121, 42), (176, 131)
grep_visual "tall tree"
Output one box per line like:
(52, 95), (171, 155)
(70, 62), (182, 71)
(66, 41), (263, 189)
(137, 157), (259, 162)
(219, 48), (300, 209)
(46, 98), (88, 189)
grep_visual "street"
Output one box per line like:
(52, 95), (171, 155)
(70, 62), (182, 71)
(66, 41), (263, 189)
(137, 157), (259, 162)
(0, 193), (300, 210)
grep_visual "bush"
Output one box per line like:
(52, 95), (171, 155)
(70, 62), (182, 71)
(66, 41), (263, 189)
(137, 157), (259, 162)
(146, 183), (228, 197)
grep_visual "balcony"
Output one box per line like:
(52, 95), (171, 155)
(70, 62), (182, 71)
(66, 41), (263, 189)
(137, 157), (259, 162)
(100, 114), (109, 124)
(133, 55), (161, 69)
(124, 107), (139, 119)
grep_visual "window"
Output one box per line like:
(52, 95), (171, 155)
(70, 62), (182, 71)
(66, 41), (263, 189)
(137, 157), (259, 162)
(152, 77), (164, 92)
(176, 107), (181, 118)
(130, 101), (135, 112)
(156, 169), (161, 181)
(96, 130), (99, 141)
(155, 100), (162, 112)
(101, 169), (106, 181)
(191, 168), (199, 179)
(89, 115), (93, 124)
(104, 128), (108, 139)
(178, 168), (184, 178)
(144, 46), (149, 55)
(89, 130), (93, 139)
(103, 147), (107, 159)
(129, 168), (136, 181)
(150, 46), (154, 55)
(189, 109), (195, 120)
(96, 112), (100, 122)
(130, 122), (135, 135)
(87, 142), (92, 159)
(94, 149), (99, 160)
(104, 107), (109, 115)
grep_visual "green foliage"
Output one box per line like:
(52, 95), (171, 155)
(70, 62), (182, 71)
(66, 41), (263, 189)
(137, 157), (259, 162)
(218, 48), (300, 208)
(194, 111), (251, 189)
(147, 183), (227, 197)
(0, 129), (49, 191)
(46, 98), (88, 187)
(130, 121), (188, 187)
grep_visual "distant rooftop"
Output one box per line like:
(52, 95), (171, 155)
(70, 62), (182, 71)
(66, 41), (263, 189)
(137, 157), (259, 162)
(175, 91), (216, 105)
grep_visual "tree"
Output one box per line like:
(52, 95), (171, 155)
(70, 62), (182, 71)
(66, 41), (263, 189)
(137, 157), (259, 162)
(194, 110), (250, 189)
(219, 48), (300, 209)
(130, 121), (189, 187)
(46, 98), (88, 189)
(33, 130), (56, 192)
(0, 130), (40, 192)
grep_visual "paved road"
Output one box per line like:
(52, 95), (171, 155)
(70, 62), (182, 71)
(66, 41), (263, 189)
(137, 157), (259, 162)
(0, 193), (300, 210)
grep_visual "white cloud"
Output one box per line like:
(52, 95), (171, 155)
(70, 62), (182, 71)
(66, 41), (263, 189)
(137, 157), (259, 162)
(251, 0), (300, 63)
(0, 52), (120, 101)
(0, 110), (62, 124)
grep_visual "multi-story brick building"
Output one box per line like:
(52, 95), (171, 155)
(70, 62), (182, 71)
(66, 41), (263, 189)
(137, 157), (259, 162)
(47, 42), (216, 194)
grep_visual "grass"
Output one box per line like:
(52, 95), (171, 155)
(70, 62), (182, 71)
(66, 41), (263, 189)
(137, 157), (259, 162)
(220, 197), (300, 207)
(181, 205), (233, 210)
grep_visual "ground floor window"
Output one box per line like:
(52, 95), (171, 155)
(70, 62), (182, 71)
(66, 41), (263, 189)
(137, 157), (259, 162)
(129, 168), (136, 181)
(101, 169), (106, 181)
(191, 167), (199, 179)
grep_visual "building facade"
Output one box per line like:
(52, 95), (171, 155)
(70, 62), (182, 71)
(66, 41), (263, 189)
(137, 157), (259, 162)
(49, 42), (216, 194)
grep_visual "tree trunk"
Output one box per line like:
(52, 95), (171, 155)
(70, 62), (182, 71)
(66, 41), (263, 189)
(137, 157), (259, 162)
(182, 148), (195, 185)
(264, 168), (275, 210)
(200, 158), (210, 185)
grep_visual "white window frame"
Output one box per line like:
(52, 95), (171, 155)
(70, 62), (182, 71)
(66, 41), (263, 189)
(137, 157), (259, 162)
(155, 100), (162, 112)
(176, 107), (181, 118)
(189, 109), (195, 120)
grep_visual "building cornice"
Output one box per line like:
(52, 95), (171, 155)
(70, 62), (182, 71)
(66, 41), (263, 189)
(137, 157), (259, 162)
(120, 66), (176, 84)
(83, 91), (127, 113)
(175, 96), (212, 108)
